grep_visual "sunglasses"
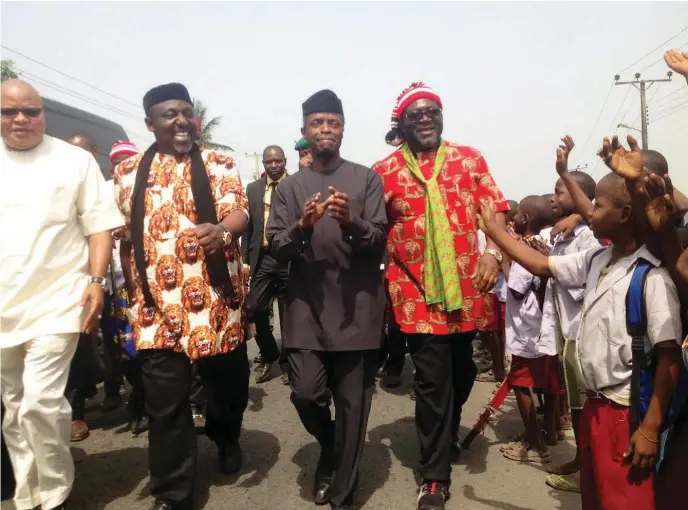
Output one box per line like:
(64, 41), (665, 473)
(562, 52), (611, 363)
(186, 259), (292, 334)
(1, 107), (43, 119)
(404, 107), (442, 124)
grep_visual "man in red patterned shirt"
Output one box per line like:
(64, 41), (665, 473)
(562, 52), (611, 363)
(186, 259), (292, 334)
(374, 83), (508, 510)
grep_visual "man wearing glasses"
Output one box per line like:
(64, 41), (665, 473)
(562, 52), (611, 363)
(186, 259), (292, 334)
(0, 79), (123, 510)
(374, 82), (508, 510)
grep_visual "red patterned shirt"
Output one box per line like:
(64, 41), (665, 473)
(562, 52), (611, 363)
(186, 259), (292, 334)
(373, 142), (508, 335)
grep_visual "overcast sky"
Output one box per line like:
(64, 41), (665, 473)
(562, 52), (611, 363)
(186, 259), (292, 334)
(2, 1), (687, 198)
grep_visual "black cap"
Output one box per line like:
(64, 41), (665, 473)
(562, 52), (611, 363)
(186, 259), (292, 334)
(302, 89), (343, 117)
(143, 83), (192, 112)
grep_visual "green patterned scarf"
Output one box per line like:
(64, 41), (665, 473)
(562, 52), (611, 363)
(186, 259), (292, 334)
(401, 142), (463, 311)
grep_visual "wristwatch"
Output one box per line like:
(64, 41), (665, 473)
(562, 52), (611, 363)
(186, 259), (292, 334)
(484, 248), (503, 264)
(90, 276), (108, 291)
(220, 224), (233, 246)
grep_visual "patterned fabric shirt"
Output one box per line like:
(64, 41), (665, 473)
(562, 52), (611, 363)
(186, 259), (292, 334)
(113, 149), (249, 360)
(373, 142), (508, 335)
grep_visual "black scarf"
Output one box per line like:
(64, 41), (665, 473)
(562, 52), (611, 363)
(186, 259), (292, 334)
(131, 143), (235, 307)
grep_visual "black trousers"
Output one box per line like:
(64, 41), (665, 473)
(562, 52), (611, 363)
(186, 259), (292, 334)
(380, 325), (407, 375)
(247, 251), (288, 364)
(66, 333), (99, 420)
(288, 349), (378, 506)
(189, 363), (205, 413)
(139, 343), (249, 508)
(407, 332), (477, 483)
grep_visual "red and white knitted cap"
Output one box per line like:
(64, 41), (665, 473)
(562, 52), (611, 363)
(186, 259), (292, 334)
(391, 82), (442, 127)
(386, 82), (442, 146)
(109, 140), (138, 161)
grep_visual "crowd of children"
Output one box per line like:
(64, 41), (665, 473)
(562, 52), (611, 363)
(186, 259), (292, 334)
(475, 121), (688, 509)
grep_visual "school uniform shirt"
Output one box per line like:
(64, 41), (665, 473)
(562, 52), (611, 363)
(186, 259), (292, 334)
(505, 260), (543, 359)
(0, 136), (124, 347)
(538, 225), (600, 355)
(549, 244), (682, 406)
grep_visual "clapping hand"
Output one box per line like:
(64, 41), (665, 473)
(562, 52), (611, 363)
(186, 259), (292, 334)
(327, 186), (352, 226)
(556, 135), (575, 175)
(299, 193), (330, 229)
(597, 135), (643, 181)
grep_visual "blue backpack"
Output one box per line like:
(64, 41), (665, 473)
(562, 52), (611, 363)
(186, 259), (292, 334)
(626, 258), (688, 435)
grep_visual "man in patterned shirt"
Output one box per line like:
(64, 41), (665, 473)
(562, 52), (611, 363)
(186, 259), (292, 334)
(113, 83), (249, 510)
(374, 82), (508, 510)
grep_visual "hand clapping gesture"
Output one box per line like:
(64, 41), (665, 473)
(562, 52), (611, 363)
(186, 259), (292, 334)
(299, 193), (330, 229)
(597, 134), (643, 181)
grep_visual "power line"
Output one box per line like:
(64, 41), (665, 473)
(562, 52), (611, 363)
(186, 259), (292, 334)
(2, 45), (141, 109)
(616, 26), (688, 76)
(650, 87), (688, 107)
(651, 102), (688, 123)
(580, 82), (614, 158)
(637, 40), (688, 74)
(648, 91), (688, 113)
(608, 86), (632, 134)
(18, 68), (143, 122)
(650, 99), (688, 119)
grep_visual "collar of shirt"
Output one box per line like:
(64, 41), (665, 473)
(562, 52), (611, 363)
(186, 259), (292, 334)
(266, 173), (286, 188)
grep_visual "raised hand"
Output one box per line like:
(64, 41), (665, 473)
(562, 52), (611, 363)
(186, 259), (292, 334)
(664, 49), (688, 81)
(644, 174), (678, 231)
(597, 134), (643, 181)
(477, 197), (497, 233)
(550, 214), (581, 242)
(555, 135), (575, 175)
(327, 186), (352, 226)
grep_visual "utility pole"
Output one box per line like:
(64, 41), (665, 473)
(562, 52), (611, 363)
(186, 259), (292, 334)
(614, 71), (672, 150)
(245, 152), (261, 180)
(570, 164), (588, 172)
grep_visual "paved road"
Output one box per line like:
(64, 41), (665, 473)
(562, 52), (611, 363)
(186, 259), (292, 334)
(3, 337), (582, 510)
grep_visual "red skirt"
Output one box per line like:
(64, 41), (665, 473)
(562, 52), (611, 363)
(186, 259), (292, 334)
(508, 354), (561, 392)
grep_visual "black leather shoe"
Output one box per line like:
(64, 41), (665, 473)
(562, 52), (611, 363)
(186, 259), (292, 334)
(253, 354), (264, 366)
(132, 414), (149, 436)
(313, 449), (333, 505)
(218, 444), (242, 475)
(151, 502), (173, 510)
(255, 362), (274, 384)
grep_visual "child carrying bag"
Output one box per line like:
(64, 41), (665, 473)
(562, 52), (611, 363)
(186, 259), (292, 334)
(626, 259), (688, 439)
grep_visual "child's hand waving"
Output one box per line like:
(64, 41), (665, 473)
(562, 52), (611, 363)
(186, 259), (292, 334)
(477, 197), (497, 233)
(644, 173), (679, 231)
(555, 135), (575, 175)
(664, 49), (688, 82)
(597, 134), (643, 181)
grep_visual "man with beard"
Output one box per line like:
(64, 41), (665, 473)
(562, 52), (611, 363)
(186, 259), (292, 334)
(374, 82), (508, 510)
(241, 145), (289, 384)
(113, 83), (250, 510)
(1, 79), (122, 510)
(266, 90), (387, 510)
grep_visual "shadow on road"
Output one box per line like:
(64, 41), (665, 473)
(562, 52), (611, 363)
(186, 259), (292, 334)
(194, 428), (280, 508)
(462, 484), (581, 510)
(291, 440), (392, 508)
(69, 445), (149, 510)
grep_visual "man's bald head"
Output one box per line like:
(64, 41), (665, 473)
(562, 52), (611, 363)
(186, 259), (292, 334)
(67, 132), (99, 157)
(262, 145), (287, 181)
(1, 79), (45, 151)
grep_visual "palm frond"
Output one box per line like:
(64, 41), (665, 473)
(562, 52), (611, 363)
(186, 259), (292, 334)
(203, 116), (222, 133)
(205, 141), (234, 152)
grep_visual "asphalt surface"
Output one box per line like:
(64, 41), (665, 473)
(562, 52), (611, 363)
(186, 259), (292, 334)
(2, 332), (582, 510)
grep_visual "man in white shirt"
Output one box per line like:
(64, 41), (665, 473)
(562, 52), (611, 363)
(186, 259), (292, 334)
(0, 79), (124, 510)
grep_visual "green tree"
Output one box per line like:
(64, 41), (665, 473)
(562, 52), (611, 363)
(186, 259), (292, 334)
(1, 60), (20, 81)
(192, 98), (233, 152)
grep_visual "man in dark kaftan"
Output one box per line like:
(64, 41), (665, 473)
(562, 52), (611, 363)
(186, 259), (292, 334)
(266, 90), (387, 510)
